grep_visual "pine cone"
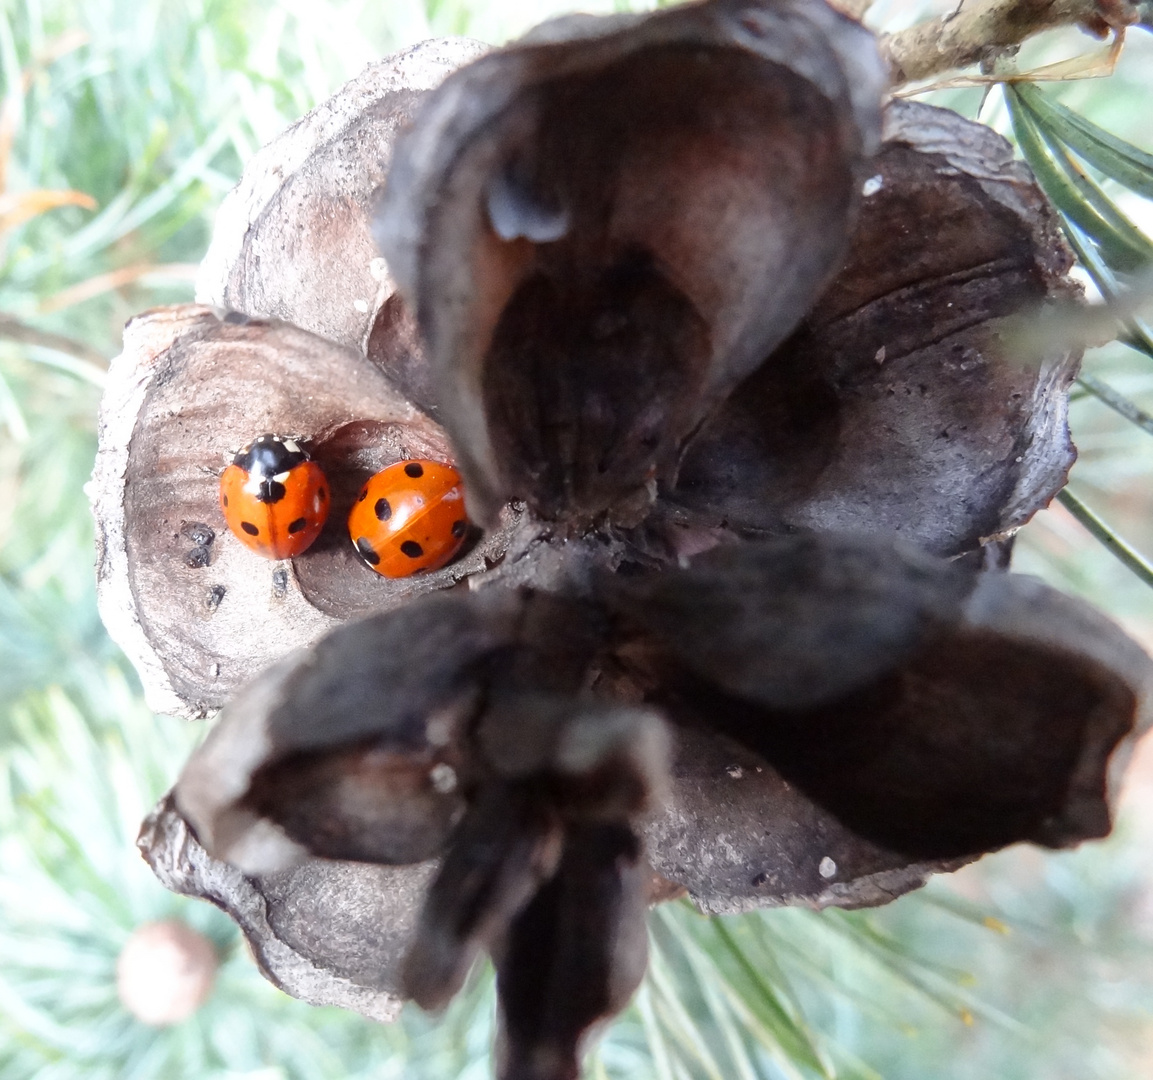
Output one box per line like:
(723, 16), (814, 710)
(92, 4), (1153, 1078)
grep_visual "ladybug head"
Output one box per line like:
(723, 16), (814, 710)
(233, 434), (309, 477)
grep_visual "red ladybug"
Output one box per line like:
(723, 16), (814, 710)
(348, 459), (469, 578)
(219, 434), (329, 559)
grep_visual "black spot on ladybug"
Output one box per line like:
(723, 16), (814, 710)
(185, 545), (211, 569)
(401, 540), (424, 559)
(356, 537), (380, 565)
(257, 479), (287, 503)
(404, 462), (424, 478)
(181, 521), (215, 546)
(241, 521), (259, 536)
(205, 584), (226, 611)
(287, 517), (308, 534)
(357, 488), (367, 502)
(375, 497), (392, 521)
(451, 519), (466, 538)
(222, 494), (229, 507)
(272, 567), (288, 599)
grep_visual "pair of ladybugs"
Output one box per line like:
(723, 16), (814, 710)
(219, 434), (469, 578)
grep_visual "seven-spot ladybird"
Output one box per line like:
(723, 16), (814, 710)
(348, 459), (469, 577)
(219, 434), (329, 559)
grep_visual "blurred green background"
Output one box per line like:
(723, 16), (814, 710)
(2, 1), (1153, 1077)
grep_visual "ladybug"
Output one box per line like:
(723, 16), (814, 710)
(219, 434), (329, 559)
(348, 459), (469, 578)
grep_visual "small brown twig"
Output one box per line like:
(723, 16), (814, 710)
(38, 262), (199, 314)
(0, 314), (107, 366)
(829, 0), (878, 21)
(883, 0), (1142, 86)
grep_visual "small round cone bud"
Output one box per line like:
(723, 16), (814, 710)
(116, 919), (218, 1025)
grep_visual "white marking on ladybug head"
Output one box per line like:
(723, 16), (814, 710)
(273, 471), (290, 483)
(283, 439), (301, 454)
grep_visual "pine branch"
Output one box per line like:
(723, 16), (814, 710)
(884, 0), (1149, 87)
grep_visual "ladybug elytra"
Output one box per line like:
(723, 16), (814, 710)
(348, 459), (469, 577)
(219, 434), (329, 559)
